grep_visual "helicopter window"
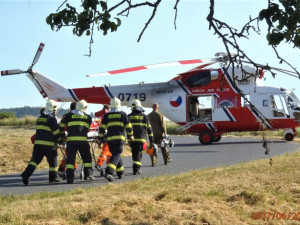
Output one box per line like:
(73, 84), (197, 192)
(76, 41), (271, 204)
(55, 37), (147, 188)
(270, 94), (285, 117)
(186, 71), (211, 87)
(263, 100), (268, 107)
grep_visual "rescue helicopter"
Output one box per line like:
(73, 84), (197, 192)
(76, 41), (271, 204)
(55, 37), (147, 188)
(2, 43), (300, 144)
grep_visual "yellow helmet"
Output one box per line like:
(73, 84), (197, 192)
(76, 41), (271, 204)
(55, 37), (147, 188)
(46, 100), (58, 112)
(76, 99), (88, 112)
(110, 97), (121, 109)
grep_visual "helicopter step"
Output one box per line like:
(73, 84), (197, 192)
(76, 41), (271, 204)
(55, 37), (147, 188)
(176, 115), (211, 132)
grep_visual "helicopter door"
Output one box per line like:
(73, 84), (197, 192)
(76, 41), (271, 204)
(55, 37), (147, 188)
(270, 94), (289, 118)
(187, 95), (212, 122)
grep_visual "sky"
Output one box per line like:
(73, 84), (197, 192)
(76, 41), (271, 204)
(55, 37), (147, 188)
(0, 0), (299, 115)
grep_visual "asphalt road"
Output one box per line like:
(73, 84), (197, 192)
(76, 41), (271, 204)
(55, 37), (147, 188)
(0, 136), (299, 196)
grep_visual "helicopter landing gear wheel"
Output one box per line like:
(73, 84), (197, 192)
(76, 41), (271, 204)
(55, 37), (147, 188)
(213, 135), (222, 142)
(199, 131), (214, 145)
(285, 133), (294, 141)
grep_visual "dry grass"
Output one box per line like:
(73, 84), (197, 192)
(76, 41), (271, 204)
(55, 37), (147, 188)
(0, 127), (299, 225)
(0, 151), (299, 224)
(0, 127), (131, 175)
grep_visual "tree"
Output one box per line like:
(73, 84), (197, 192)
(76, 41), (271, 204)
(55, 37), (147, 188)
(46, 0), (299, 78)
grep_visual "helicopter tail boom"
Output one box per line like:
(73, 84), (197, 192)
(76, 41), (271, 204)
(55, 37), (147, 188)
(27, 71), (76, 102)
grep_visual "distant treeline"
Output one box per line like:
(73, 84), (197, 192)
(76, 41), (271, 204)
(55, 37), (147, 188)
(0, 106), (69, 118)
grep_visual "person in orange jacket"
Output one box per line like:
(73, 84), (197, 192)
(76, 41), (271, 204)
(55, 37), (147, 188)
(95, 105), (111, 176)
(96, 140), (111, 176)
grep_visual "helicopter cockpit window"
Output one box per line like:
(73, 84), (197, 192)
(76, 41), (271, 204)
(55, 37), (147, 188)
(186, 71), (211, 87)
(270, 94), (285, 117)
(287, 93), (300, 110)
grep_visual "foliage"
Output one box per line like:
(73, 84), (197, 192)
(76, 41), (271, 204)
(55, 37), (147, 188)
(166, 121), (186, 135)
(47, 1), (300, 68)
(0, 112), (15, 120)
(259, 0), (300, 47)
(46, 1), (121, 37)
(0, 106), (69, 118)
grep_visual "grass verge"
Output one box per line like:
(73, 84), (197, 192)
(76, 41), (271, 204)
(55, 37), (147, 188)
(0, 151), (299, 224)
(0, 127), (131, 175)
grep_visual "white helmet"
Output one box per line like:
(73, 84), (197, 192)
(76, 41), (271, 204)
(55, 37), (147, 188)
(110, 97), (121, 109)
(128, 99), (145, 112)
(128, 99), (144, 111)
(76, 99), (88, 112)
(46, 100), (58, 112)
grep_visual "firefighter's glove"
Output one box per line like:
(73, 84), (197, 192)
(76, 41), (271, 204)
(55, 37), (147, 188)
(129, 136), (134, 142)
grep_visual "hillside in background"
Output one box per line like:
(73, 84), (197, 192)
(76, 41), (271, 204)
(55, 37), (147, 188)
(0, 106), (69, 118)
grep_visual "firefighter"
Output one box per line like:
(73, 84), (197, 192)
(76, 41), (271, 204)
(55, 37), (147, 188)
(21, 100), (62, 185)
(98, 97), (133, 182)
(128, 99), (153, 175)
(59, 99), (95, 184)
(57, 102), (77, 178)
(148, 103), (171, 166)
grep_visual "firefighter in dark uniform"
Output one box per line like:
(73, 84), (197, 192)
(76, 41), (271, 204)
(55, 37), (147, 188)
(59, 99), (95, 184)
(98, 97), (133, 182)
(128, 99), (153, 175)
(21, 100), (62, 185)
(148, 103), (171, 166)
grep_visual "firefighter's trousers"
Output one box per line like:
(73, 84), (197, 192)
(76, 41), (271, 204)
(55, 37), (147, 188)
(105, 142), (124, 177)
(21, 145), (58, 182)
(130, 142), (143, 173)
(65, 142), (93, 181)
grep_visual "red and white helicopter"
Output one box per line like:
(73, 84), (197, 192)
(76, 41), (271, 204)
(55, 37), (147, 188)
(2, 43), (300, 144)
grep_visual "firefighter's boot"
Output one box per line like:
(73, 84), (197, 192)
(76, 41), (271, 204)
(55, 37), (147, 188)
(133, 164), (141, 175)
(84, 167), (95, 181)
(105, 173), (114, 182)
(21, 173), (29, 186)
(21, 164), (36, 185)
(66, 169), (75, 184)
(49, 171), (61, 183)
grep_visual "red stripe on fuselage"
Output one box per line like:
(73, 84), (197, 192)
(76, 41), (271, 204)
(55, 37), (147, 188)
(72, 87), (111, 104)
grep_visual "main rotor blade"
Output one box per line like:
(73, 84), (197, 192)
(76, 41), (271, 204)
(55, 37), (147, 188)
(241, 60), (299, 78)
(31, 43), (45, 68)
(1, 69), (24, 76)
(87, 58), (219, 77)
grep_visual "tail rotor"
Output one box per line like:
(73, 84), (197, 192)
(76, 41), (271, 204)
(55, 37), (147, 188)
(1, 43), (45, 76)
